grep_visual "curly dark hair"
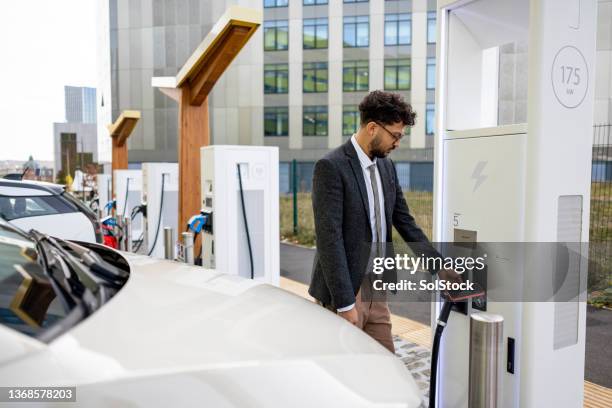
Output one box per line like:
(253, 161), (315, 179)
(358, 90), (416, 127)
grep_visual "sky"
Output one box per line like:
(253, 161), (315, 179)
(0, 0), (97, 161)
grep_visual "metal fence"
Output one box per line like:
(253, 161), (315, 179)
(280, 160), (434, 194)
(590, 124), (612, 295)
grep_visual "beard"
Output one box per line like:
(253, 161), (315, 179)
(369, 134), (392, 158)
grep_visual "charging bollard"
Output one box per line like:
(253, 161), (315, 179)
(164, 227), (174, 260)
(182, 232), (194, 265)
(469, 313), (503, 408)
(123, 216), (132, 252)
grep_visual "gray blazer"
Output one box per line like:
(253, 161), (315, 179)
(308, 139), (439, 309)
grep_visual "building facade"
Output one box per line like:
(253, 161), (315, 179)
(96, 0), (435, 191)
(262, 0), (437, 192)
(53, 86), (98, 180)
(65, 86), (97, 124)
(96, 0), (263, 167)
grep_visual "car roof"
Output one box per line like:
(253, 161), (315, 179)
(0, 179), (64, 196)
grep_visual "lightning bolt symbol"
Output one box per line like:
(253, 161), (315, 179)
(471, 161), (488, 192)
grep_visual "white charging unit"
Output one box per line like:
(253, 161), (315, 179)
(200, 145), (279, 286)
(142, 163), (179, 258)
(97, 174), (112, 216)
(432, 0), (596, 407)
(114, 169), (143, 238)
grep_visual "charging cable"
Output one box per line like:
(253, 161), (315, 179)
(147, 173), (167, 256)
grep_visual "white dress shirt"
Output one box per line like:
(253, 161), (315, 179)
(337, 135), (387, 312)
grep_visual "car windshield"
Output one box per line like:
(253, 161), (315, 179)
(0, 224), (69, 337)
(0, 195), (78, 221)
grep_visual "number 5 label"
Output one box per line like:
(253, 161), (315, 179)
(551, 45), (589, 109)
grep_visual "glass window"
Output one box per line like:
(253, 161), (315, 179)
(385, 14), (411, 46)
(303, 106), (328, 136)
(343, 60), (369, 91)
(344, 0), (368, 2)
(264, 20), (289, 51)
(343, 105), (360, 135)
(264, 63), (289, 94)
(427, 58), (436, 90)
(427, 11), (437, 43)
(264, 107), (289, 136)
(0, 196), (77, 221)
(304, 0), (328, 4)
(344, 16), (369, 47)
(264, 0), (288, 7)
(426, 103), (435, 135)
(384, 59), (411, 90)
(303, 62), (328, 93)
(303, 18), (328, 49)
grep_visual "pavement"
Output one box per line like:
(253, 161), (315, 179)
(280, 242), (612, 389)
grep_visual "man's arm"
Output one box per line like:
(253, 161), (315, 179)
(390, 162), (444, 273)
(312, 159), (356, 309)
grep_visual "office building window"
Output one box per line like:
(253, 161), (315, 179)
(264, 20), (289, 51)
(343, 105), (360, 135)
(343, 60), (369, 91)
(384, 59), (411, 90)
(264, 0), (288, 8)
(427, 11), (437, 43)
(303, 18), (328, 49)
(426, 103), (435, 135)
(343, 16), (369, 47)
(264, 64), (289, 94)
(303, 62), (328, 93)
(304, 0), (328, 4)
(384, 14), (411, 45)
(264, 107), (289, 136)
(427, 58), (436, 89)
(303, 106), (328, 136)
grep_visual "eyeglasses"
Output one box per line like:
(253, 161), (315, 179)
(374, 121), (405, 142)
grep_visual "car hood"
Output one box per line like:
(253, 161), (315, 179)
(2, 253), (422, 407)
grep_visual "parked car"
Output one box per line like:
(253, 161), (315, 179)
(0, 179), (102, 243)
(0, 219), (422, 407)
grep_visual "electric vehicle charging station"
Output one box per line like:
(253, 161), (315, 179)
(97, 174), (112, 216)
(432, 0), (596, 407)
(114, 169), (143, 241)
(200, 146), (279, 286)
(142, 163), (179, 258)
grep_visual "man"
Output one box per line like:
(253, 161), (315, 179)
(309, 90), (459, 353)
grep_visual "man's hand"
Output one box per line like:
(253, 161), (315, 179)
(437, 268), (463, 284)
(338, 307), (359, 326)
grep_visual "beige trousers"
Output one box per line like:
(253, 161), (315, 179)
(319, 289), (395, 353)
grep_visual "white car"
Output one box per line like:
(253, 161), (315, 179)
(0, 179), (102, 243)
(0, 220), (422, 407)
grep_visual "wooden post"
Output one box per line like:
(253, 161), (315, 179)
(177, 88), (209, 236)
(152, 6), (261, 256)
(108, 110), (141, 195)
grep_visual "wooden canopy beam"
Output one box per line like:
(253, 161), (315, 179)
(107, 110), (140, 196)
(152, 6), (261, 256)
(107, 110), (141, 171)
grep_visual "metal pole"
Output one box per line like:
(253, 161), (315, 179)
(292, 159), (298, 235)
(164, 227), (174, 260)
(469, 313), (504, 408)
(182, 232), (194, 265)
(123, 216), (132, 252)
